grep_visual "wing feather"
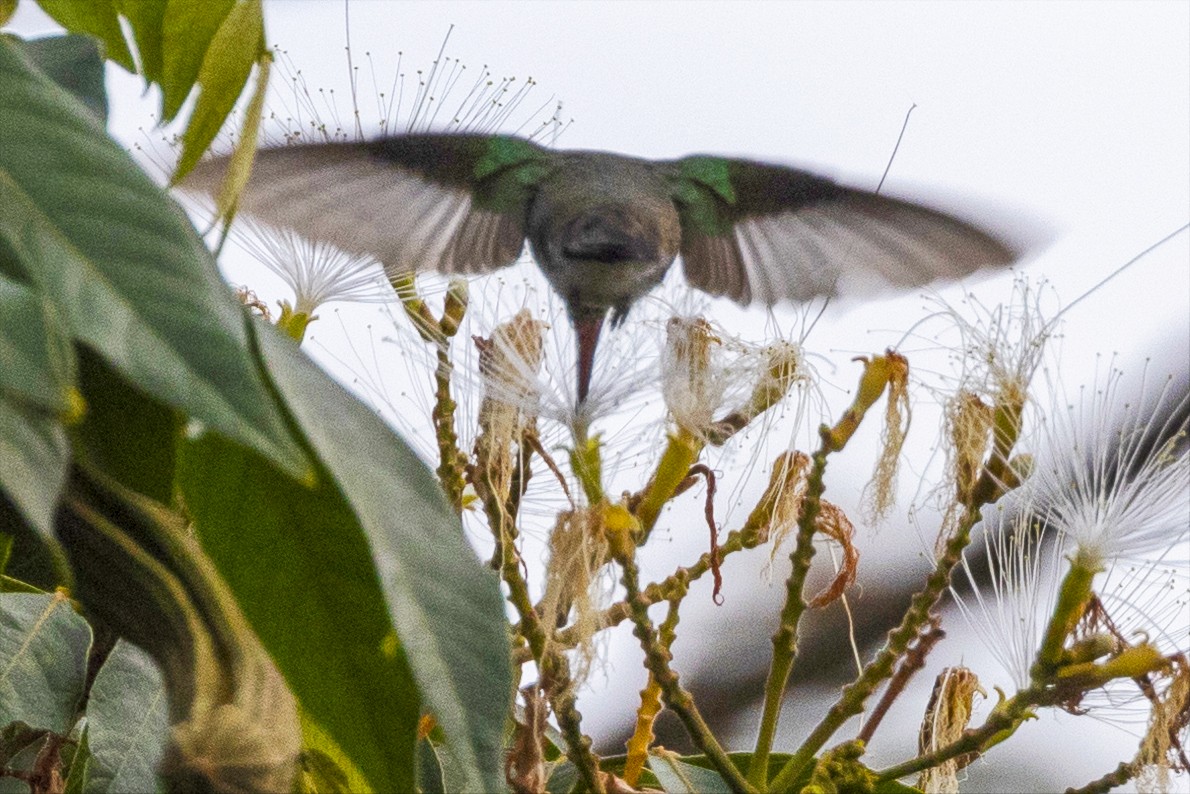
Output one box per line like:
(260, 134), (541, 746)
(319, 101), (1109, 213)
(183, 135), (546, 277)
(670, 157), (1017, 306)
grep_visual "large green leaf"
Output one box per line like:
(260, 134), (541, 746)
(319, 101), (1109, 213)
(178, 431), (419, 794)
(83, 639), (168, 793)
(173, 0), (263, 181)
(62, 730), (90, 794)
(114, 0), (167, 85)
(34, 0), (133, 71)
(251, 321), (510, 793)
(0, 592), (91, 734)
(0, 397), (69, 537)
(0, 37), (309, 480)
(0, 272), (75, 417)
(0, 493), (70, 592)
(21, 35), (107, 122)
(159, 0), (235, 121)
(255, 321), (511, 794)
(72, 348), (181, 505)
(416, 738), (446, 794)
(0, 42), (85, 535)
(649, 752), (730, 793)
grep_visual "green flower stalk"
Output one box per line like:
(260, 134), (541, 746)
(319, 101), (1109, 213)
(1032, 549), (1102, 678)
(391, 275), (471, 512)
(633, 317), (720, 534)
(637, 316), (806, 539)
(960, 363), (1188, 688)
(751, 353), (901, 790)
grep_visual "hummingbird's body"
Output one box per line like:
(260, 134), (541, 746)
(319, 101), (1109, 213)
(188, 133), (1017, 402)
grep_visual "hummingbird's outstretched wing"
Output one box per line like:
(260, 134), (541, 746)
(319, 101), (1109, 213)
(183, 134), (553, 277)
(665, 156), (1015, 305)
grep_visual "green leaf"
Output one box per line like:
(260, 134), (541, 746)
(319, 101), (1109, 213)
(114, 0), (167, 85)
(0, 272), (76, 417)
(0, 724), (52, 793)
(0, 396), (70, 536)
(72, 348), (180, 505)
(296, 716), (368, 794)
(673, 752), (807, 791)
(259, 322), (513, 794)
(84, 640), (168, 793)
(415, 739), (446, 794)
(21, 35), (108, 123)
(62, 729), (90, 794)
(0, 721), (48, 769)
(178, 429), (418, 794)
(34, 0), (134, 71)
(649, 751), (730, 793)
(251, 320), (511, 793)
(0, 37), (310, 480)
(159, 0), (235, 121)
(33, 0), (255, 179)
(420, 731), (478, 794)
(0, 491), (70, 592)
(0, 592), (92, 734)
(173, 0), (263, 182)
(0, 0), (15, 26)
(544, 760), (578, 794)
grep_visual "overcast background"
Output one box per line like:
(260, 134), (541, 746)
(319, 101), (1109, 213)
(11, 2), (1190, 792)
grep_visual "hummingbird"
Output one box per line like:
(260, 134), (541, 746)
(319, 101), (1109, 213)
(187, 133), (1016, 402)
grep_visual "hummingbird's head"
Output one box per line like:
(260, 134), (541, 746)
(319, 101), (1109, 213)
(528, 154), (681, 313)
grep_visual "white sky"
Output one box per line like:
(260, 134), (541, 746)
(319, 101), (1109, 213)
(10, 2), (1189, 791)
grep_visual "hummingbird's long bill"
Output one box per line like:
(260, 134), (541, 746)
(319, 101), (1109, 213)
(183, 132), (1024, 405)
(574, 314), (605, 405)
